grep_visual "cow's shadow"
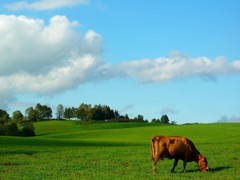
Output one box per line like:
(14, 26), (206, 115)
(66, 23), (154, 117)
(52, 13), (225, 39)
(187, 166), (231, 173)
(208, 166), (232, 172)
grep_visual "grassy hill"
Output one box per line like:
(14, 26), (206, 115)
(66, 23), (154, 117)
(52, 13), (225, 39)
(0, 121), (239, 179)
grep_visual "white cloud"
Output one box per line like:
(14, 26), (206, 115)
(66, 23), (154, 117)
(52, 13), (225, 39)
(0, 15), (102, 76)
(0, 55), (106, 94)
(0, 15), (80, 75)
(0, 15), (106, 108)
(113, 55), (240, 83)
(5, 0), (89, 11)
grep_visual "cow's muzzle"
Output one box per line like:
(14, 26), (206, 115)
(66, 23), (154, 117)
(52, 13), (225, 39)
(204, 167), (209, 172)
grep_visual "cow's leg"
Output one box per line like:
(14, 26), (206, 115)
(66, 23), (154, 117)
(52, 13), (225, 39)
(183, 161), (187, 173)
(171, 159), (179, 173)
(152, 155), (160, 174)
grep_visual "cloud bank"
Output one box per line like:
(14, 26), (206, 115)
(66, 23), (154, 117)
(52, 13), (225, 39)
(218, 115), (240, 123)
(5, 0), (89, 11)
(114, 55), (240, 83)
(0, 15), (240, 108)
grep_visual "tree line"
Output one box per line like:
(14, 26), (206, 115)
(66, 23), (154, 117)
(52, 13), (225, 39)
(59, 103), (120, 121)
(0, 102), (175, 137)
(55, 103), (174, 123)
(1, 103), (175, 123)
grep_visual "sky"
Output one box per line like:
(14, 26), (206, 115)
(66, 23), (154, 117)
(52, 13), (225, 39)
(0, 0), (239, 124)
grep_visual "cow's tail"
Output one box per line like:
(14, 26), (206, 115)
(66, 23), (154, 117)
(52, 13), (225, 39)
(151, 136), (157, 161)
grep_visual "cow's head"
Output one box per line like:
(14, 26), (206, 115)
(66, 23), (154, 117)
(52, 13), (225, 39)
(198, 157), (208, 172)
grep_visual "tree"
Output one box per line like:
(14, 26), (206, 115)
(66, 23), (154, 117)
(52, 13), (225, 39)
(161, 114), (170, 124)
(114, 110), (120, 118)
(35, 103), (52, 120)
(151, 118), (160, 123)
(102, 105), (112, 120)
(12, 110), (23, 123)
(91, 105), (105, 121)
(25, 107), (38, 122)
(0, 109), (10, 124)
(71, 107), (78, 119)
(76, 104), (120, 121)
(124, 114), (129, 120)
(20, 123), (35, 137)
(77, 103), (87, 120)
(77, 103), (92, 121)
(35, 103), (42, 119)
(56, 104), (64, 119)
(134, 114), (144, 122)
(64, 107), (74, 120)
(5, 122), (19, 136)
(41, 105), (52, 119)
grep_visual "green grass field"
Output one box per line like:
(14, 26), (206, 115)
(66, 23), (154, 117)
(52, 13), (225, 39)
(0, 121), (239, 179)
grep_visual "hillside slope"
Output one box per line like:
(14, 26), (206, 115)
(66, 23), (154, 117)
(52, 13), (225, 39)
(0, 121), (239, 179)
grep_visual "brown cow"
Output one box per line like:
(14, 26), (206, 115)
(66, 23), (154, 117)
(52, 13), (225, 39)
(151, 136), (208, 174)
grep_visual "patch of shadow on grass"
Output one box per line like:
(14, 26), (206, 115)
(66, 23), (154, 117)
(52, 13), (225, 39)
(78, 141), (143, 147)
(2, 162), (19, 166)
(185, 166), (232, 173)
(36, 133), (49, 136)
(0, 150), (37, 156)
(209, 166), (232, 172)
(170, 169), (200, 173)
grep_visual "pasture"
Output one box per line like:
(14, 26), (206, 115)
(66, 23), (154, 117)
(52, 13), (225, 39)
(0, 121), (239, 179)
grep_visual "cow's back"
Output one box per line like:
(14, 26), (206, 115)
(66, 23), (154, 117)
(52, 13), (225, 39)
(152, 136), (196, 161)
(167, 137), (194, 160)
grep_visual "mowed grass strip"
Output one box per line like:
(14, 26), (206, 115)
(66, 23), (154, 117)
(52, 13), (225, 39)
(0, 121), (239, 179)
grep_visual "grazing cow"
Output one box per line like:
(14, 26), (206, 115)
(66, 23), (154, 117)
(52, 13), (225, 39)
(151, 136), (208, 174)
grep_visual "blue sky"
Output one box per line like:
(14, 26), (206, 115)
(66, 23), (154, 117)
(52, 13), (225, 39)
(0, 0), (239, 124)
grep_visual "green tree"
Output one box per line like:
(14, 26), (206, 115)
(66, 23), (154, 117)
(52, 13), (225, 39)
(64, 107), (74, 120)
(35, 103), (52, 120)
(56, 104), (64, 119)
(161, 114), (170, 124)
(20, 123), (35, 137)
(5, 122), (19, 136)
(91, 105), (104, 121)
(102, 105), (115, 120)
(151, 118), (160, 123)
(25, 107), (38, 122)
(45, 105), (52, 119)
(71, 107), (78, 119)
(0, 109), (10, 124)
(114, 110), (120, 118)
(134, 114), (144, 122)
(12, 110), (23, 123)
(77, 103), (92, 121)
